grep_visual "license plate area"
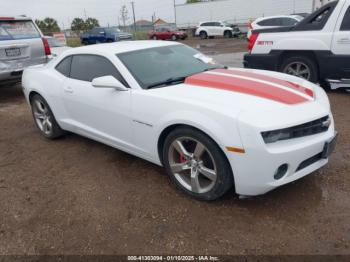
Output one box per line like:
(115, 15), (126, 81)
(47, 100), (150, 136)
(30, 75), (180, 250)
(5, 48), (21, 57)
(322, 133), (338, 159)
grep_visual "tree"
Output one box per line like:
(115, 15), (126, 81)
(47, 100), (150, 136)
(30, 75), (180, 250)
(71, 17), (86, 31)
(120, 5), (129, 27)
(187, 0), (202, 3)
(85, 17), (100, 30)
(35, 17), (60, 34)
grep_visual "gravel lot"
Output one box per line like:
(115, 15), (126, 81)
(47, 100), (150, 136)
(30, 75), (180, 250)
(0, 38), (349, 255)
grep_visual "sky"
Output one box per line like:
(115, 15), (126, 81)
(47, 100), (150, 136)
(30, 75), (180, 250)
(1, 0), (187, 28)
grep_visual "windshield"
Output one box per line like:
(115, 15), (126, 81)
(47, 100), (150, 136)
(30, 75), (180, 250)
(0, 20), (41, 41)
(117, 45), (222, 89)
(47, 37), (64, 47)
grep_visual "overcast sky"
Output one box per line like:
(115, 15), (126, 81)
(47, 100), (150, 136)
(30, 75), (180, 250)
(1, 0), (187, 28)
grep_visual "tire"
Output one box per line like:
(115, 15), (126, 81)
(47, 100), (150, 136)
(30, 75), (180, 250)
(30, 94), (65, 139)
(106, 39), (114, 43)
(171, 35), (177, 41)
(280, 56), (318, 83)
(162, 127), (234, 201)
(152, 36), (157, 40)
(199, 31), (207, 40)
(224, 31), (232, 38)
(81, 40), (88, 45)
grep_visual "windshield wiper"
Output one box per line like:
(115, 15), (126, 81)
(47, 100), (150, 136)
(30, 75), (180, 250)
(146, 76), (187, 89)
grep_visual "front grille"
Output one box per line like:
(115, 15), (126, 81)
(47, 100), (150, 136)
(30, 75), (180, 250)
(287, 116), (330, 139)
(296, 152), (323, 171)
(261, 115), (330, 144)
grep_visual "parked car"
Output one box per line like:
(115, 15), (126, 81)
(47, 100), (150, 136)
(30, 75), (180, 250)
(45, 36), (71, 57)
(22, 41), (337, 200)
(195, 21), (235, 39)
(80, 27), (132, 45)
(247, 15), (304, 39)
(149, 27), (187, 41)
(0, 16), (50, 86)
(244, 0), (350, 90)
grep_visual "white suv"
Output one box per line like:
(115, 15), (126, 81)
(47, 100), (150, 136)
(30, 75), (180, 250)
(247, 15), (304, 39)
(195, 21), (234, 39)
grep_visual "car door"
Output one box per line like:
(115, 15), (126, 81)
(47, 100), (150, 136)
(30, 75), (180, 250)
(61, 54), (133, 149)
(331, 5), (350, 78)
(214, 22), (224, 36)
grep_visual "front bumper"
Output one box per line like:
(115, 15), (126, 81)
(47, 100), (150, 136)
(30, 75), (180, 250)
(243, 52), (280, 71)
(226, 117), (336, 196)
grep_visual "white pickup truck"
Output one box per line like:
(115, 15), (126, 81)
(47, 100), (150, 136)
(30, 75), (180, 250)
(244, 0), (350, 90)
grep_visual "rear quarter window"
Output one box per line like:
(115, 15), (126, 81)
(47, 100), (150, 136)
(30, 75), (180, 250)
(340, 7), (350, 30)
(55, 56), (72, 77)
(0, 20), (41, 41)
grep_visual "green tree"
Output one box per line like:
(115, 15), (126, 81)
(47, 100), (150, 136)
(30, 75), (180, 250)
(85, 17), (100, 30)
(71, 17), (86, 31)
(35, 17), (60, 34)
(187, 0), (202, 3)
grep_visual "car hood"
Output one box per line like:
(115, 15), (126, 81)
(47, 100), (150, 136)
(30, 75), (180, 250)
(149, 68), (330, 126)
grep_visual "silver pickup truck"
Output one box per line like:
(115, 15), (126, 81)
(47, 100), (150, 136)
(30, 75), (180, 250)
(0, 16), (50, 86)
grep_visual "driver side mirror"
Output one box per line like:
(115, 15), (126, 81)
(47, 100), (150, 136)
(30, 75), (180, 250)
(92, 76), (128, 91)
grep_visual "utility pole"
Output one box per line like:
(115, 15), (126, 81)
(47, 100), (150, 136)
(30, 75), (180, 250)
(131, 1), (137, 32)
(84, 8), (87, 20)
(174, 0), (177, 26)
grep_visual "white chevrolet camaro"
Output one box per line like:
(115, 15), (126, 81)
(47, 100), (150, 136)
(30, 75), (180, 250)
(22, 41), (337, 200)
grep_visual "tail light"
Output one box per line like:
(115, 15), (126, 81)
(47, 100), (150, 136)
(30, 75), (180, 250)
(41, 37), (51, 56)
(248, 33), (259, 53)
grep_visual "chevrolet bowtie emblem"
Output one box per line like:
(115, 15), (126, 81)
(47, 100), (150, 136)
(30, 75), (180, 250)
(322, 118), (331, 128)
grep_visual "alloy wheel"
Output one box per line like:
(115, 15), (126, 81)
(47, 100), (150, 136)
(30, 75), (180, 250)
(32, 99), (53, 136)
(168, 137), (217, 194)
(283, 62), (311, 80)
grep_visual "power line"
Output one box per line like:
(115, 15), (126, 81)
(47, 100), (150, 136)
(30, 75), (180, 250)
(131, 1), (137, 32)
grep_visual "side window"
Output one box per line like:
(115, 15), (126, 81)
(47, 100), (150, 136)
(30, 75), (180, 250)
(281, 18), (298, 26)
(70, 55), (127, 86)
(258, 18), (280, 26)
(213, 22), (221, 27)
(201, 22), (209, 27)
(340, 7), (350, 31)
(55, 56), (72, 77)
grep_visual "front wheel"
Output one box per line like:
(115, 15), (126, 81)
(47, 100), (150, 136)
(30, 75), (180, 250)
(30, 94), (65, 139)
(280, 56), (318, 83)
(162, 127), (234, 201)
(224, 31), (232, 38)
(199, 31), (207, 40)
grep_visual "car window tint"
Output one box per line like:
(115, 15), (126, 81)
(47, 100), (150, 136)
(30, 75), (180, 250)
(0, 20), (41, 40)
(214, 22), (221, 27)
(70, 55), (127, 85)
(55, 56), (72, 77)
(201, 23), (209, 27)
(340, 7), (350, 31)
(281, 18), (298, 26)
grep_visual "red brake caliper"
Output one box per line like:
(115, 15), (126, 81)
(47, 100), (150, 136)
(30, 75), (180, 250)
(179, 154), (186, 163)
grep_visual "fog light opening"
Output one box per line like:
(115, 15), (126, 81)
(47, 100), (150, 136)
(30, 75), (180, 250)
(274, 164), (288, 180)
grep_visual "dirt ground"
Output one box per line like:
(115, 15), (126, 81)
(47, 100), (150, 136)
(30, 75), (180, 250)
(0, 43), (349, 255)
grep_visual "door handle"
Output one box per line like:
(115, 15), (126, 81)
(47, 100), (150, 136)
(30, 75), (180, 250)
(64, 86), (74, 93)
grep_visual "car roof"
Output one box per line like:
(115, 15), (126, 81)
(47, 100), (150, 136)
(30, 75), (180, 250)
(254, 15), (302, 22)
(64, 40), (181, 55)
(0, 16), (33, 21)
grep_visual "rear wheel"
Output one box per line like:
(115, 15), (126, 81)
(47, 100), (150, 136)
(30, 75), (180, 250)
(281, 56), (318, 83)
(162, 127), (234, 201)
(30, 94), (65, 139)
(199, 31), (207, 40)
